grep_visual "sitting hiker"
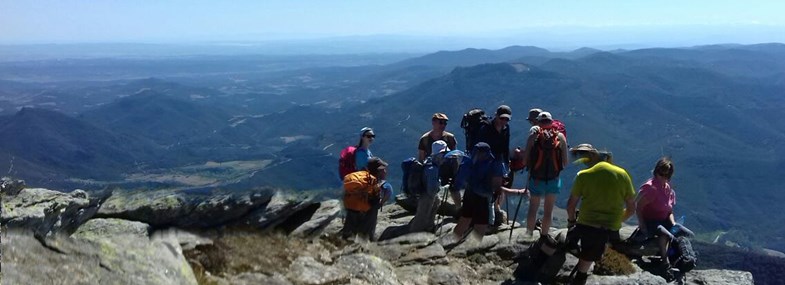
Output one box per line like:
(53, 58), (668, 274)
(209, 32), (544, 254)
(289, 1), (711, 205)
(410, 140), (451, 233)
(636, 157), (677, 270)
(566, 144), (636, 285)
(453, 143), (528, 242)
(342, 157), (392, 241)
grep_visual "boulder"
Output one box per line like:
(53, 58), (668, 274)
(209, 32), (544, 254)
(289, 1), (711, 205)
(286, 256), (350, 285)
(228, 273), (292, 285)
(586, 271), (667, 285)
(335, 254), (400, 285)
(72, 218), (150, 241)
(1, 230), (197, 285)
(449, 234), (500, 258)
(394, 192), (459, 217)
(239, 191), (316, 229)
(686, 269), (754, 285)
(291, 199), (342, 238)
(97, 188), (275, 228)
(1, 188), (104, 236)
(1, 177), (25, 196)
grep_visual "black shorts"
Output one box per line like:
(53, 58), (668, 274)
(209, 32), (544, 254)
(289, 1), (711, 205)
(644, 219), (674, 237)
(460, 190), (492, 225)
(569, 224), (620, 262)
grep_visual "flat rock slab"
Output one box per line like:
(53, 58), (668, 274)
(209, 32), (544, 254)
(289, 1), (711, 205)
(2, 230), (197, 285)
(71, 218), (150, 241)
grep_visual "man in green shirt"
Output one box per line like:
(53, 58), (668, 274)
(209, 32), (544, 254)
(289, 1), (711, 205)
(566, 144), (636, 285)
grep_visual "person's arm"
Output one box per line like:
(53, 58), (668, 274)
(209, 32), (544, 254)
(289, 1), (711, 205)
(559, 133), (569, 168)
(622, 173), (637, 222)
(417, 136), (428, 161)
(493, 176), (529, 196)
(636, 193), (650, 232)
(447, 135), (457, 153)
(522, 132), (536, 168)
(503, 128), (510, 163)
(567, 194), (580, 227)
(623, 196), (636, 222)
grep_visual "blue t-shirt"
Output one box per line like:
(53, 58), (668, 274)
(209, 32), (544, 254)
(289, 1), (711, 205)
(453, 157), (504, 199)
(355, 148), (372, 170)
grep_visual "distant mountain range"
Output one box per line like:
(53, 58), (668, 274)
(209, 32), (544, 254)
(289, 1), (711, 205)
(0, 43), (783, 252)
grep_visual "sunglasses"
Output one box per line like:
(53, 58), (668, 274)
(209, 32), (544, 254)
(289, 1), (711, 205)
(364, 134), (376, 138)
(434, 120), (448, 125)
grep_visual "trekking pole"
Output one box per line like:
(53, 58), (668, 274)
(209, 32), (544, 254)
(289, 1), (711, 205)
(436, 185), (450, 235)
(509, 174), (530, 242)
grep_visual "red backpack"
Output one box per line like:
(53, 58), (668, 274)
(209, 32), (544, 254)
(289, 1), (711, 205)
(552, 119), (567, 141)
(338, 146), (357, 179)
(528, 127), (564, 181)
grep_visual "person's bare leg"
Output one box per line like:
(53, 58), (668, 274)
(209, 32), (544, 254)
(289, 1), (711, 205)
(542, 194), (557, 235)
(451, 191), (462, 209)
(658, 235), (670, 264)
(472, 224), (488, 240)
(453, 217), (472, 239)
(526, 195), (541, 232)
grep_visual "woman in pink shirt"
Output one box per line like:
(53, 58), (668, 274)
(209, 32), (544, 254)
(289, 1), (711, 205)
(636, 157), (676, 269)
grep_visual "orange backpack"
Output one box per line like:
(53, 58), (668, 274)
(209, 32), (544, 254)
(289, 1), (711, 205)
(342, 170), (381, 212)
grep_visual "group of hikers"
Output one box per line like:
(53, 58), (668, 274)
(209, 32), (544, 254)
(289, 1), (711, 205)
(338, 106), (685, 285)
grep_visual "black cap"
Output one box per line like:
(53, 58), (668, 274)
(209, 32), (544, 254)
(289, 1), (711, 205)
(496, 105), (512, 119)
(527, 108), (543, 121)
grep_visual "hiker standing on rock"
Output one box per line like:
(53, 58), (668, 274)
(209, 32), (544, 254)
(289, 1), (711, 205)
(417, 113), (457, 162)
(522, 111), (568, 239)
(636, 157), (677, 271)
(342, 157), (392, 241)
(477, 105), (513, 225)
(452, 143), (528, 242)
(566, 144), (636, 285)
(355, 127), (375, 170)
(409, 140), (450, 233)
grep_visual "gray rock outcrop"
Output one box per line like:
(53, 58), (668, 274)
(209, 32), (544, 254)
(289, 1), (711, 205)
(1, 188), (104, 236)
(97, 188), (276, 227)
(1, 230), (197, 285)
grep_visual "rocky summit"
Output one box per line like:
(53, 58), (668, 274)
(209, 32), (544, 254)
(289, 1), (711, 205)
(1, 185), (755, 285)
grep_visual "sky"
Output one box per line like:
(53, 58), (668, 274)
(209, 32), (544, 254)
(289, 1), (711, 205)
(1, 0), (784, 49)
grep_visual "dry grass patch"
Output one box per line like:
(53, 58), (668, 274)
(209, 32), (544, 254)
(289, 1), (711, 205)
(593, 248), (636, 276)
(184, 228), (346, 284)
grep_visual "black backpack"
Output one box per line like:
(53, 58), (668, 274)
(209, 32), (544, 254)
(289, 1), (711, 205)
(401, 158), (426, 196)
(528, 126), (564, 181)
(460, 108), (491, 152)
(669, 236), (697, 273)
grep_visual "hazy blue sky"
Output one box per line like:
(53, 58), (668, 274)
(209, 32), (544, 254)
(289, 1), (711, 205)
(2, 0), (784, 47)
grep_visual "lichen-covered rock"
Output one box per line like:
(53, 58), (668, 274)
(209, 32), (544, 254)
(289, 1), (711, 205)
(71, 218), (150, 241)
(287, 256), (350, 285)
(239, 191), (316, 229)
(335, 254), (400, 285)
(394, 192), (459, 217)
(291, 199), (341, 238)
(97, 188), (275, 228)
(686, 269), (754, 285)
(1, 177), (25, 196)
(1, 188), (104, 236)
(2, 230), (197, 285)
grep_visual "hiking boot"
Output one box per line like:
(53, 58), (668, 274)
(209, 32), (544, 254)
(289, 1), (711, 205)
(522, 230), (539, 242)
(659, 260), (675, 281)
